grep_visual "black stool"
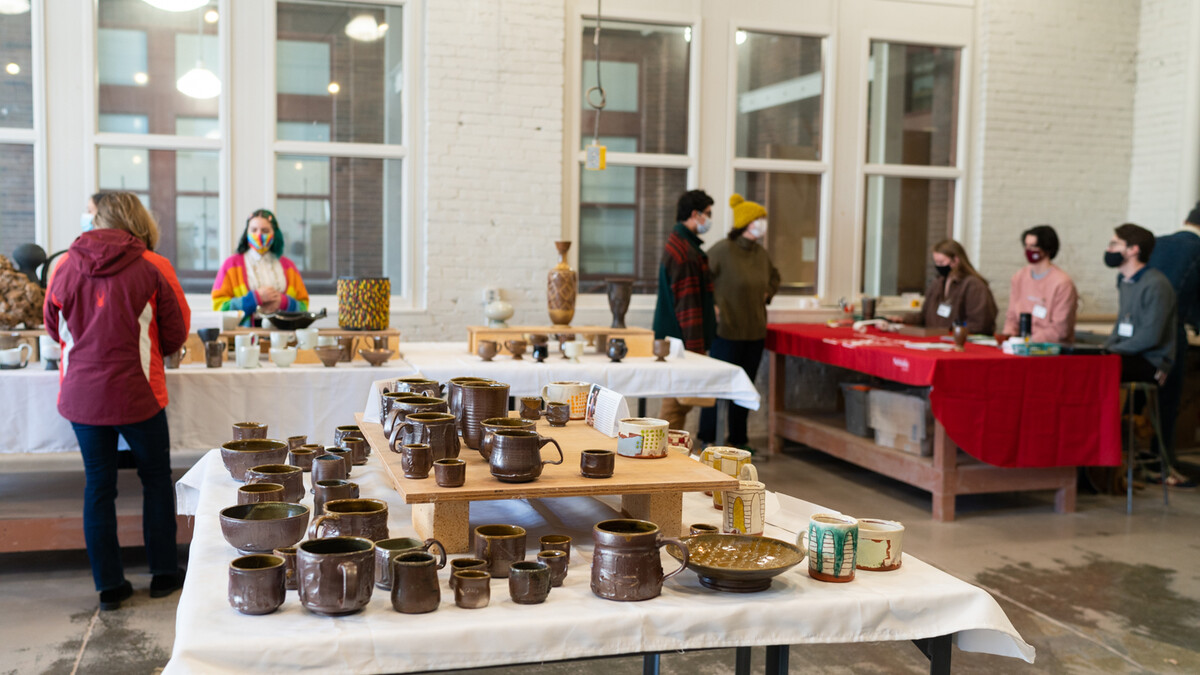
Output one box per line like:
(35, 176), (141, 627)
(1121, 381), (1170, 513)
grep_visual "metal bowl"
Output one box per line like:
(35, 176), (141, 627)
(261, 307), (327, 330)
(668, 534), (805, 593)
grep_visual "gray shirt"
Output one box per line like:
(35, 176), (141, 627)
(1104, 267), (1178, 371)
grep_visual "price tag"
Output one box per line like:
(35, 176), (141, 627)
(1118, 322), (1134, 338)
(1032, 305), (1048, 320)
(936, 303), (952, 318)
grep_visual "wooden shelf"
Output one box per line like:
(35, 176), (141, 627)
(466, 325), (654, 357)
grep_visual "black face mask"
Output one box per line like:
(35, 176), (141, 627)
(1104, 251), (1125, 268)
(935, 265), (952, 277)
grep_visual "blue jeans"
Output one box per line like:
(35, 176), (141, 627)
(72, 409), (178, 592)
(699, 337), (765, 446)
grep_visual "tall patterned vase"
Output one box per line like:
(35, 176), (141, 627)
(337, 277), (390, 330)
(547, 241), (577, 326)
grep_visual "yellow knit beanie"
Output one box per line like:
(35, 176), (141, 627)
(729, 194), (767, 230)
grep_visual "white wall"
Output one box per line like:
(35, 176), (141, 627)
(971, 0), (1140, 317)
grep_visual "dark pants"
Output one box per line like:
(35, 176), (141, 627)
(1156, 328), (1188, 465)
(1120, 355), (1158, 384)
(699, 337), (765, 446)
(71, 409), (177, 592)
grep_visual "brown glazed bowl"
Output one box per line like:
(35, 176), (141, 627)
(220, 439), (290, 482)
(314, 346), (342, 367)
(358, 348), (394, 367)
(668, 534), (805, 593)
(219, 502), (311, 555)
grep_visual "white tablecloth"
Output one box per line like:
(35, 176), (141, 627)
(0, 360), (418, 454)
(168, 449), (1034, 674)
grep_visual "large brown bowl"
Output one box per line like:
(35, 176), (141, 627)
(219, 502), (311, 555)
(220, 439), (289, 482)
(668, 534), (805, 593)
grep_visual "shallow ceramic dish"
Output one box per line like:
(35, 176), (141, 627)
(220, 439), (289, 482)
(358, 348), (394, 367)
(668, 533), (805, 593)
(314, 346), (342, 367)
(219, 502), (310, 555)
(261, 307), (327, 331)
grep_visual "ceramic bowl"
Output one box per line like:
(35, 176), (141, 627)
(358, 348), (394, 367)
(668, 534), (805, 593)
(219, 502), (310, 555)
(314, 346), (342, 368)
(220, 439), (289, 482)
(262, 307), (327, 330)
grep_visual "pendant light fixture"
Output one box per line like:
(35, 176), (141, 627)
(176, 2), (220, 100)
(344, 14), (388, 42)
(0, 0), (30, 14)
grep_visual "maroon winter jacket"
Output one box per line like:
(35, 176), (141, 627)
(44, 229), (191, 425)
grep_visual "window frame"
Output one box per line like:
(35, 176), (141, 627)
(0, 0), (47, 248)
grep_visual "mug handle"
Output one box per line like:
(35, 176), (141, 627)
(740, 463), (758, 482)
(540, 384), (550, 402)
(538, 436), (564, 466)
(480, 429), (495, 458)
(388, 419), (413, 453)
(178, 345), (187, 360)
(307, 513), (338, 539)
(422, 538), (447, 569)
(338, 561), (357, 610)
(658, 537), (689, 581)
(19, 343), (32, 366)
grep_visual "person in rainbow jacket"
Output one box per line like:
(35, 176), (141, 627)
(211, 209), (309, 326)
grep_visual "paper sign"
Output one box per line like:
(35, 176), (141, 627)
(585, 384), (630, 437)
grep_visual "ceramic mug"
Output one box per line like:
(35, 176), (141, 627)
(562, 341), (585, 363)
(0, 344), (32, 369)
(269, 331), (293, 349)
(236, 345), (260, 369)
(269, 347), (297, 368)
(518, 396), (542, 420)
(39, 335), (61, 364)
(228, 554), (286, 615)
(616, 417), (670, 459)
(393, 412), (460, 462)
(245, 464), (305, 503)
(579, 449), (615, 478)
(232, 422), (268, 440)
(855, 518), (904, 571)
(709, 447), (754, 509)
(204, 341), (226, 368)
(374, 537), (446, 590)
(807, 513), (858, 583)
(473, 524), (526, 578)
(390, 550), (448, 614)
(508, 561), (551, 604)
(448, 558), (488, 592)
(539, 534), (572, 563)
(453, 570), (491, 609)
(311, 454), (350, 485)
(308, 498), (389, 542)
(537, 550), (568, 587)
(164, 346), (187, 369)
(721, 465), (766, 536)
(311, 478), (358, 515)
(541, 381), (591, 419)
(667, 429), (693, 454)
(544, 402), (570, 427)
(397, 443), (433, 479)
(296, 536), (376, 616)
(237, 482), (286, 505)
(295, 328), (320, 350)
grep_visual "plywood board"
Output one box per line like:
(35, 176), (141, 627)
(355, 413), (739, 504)
(466, 325), (654, 357)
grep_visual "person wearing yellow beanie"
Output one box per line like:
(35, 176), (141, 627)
(699, 194), (780, 452)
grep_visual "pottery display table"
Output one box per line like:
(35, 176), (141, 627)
(358, 413), (738, 552)
(466, 325), (655, 357)
(168, 447), (1034, 674)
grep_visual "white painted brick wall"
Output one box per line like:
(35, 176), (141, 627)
(972, 0), (1139, 317)
(1128, 0), (1194, 232)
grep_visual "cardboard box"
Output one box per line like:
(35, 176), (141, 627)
(868, 388), (933, 452)
(873, 428), (933, 456)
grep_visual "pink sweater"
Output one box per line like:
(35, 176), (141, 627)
(1002, 264), (1078, 343)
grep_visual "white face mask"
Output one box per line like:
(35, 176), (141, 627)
(696, 214), (712, 235)
(746, 218), (767, 240)
(81, 213), (95, 232)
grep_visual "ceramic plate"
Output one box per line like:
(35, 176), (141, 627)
(669, 533), (805, 593)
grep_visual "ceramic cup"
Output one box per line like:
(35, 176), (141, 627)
(391, 550), (447, 614)
(295, 327), (319, 350)
(504, 339), (527, 359)
(316, 335), (336, 348)
(39, 335), (61, 366)
(269, 331), (293, 349)
(453, 570), (491, 609)
(479, 417), (537, 461)
(237, 482), (286, 505)
(709, 447), (754, 509)
(616, 417), (670, 459)
(690, 523), (721, 535)
(269, 347), (297, 368)
(333, 425), (362, 447)
(236, 345), (260, 369)
(245, 464), (305, 504)
(340, 434), (370, 466)
(807, 513), (858, 583)
(311, 479), (358, 516)
(0, 343), (32, 369)
(308, 498), (389, 542)
(652, 339), (670, 362)
(325, 447), (354, 471)
(545, 402), (570, 427)
(296, 536), (375, 616)
(667, 429), (693, 454)
(562, 341), (585, 364)
(287, 447), (317, 472)
(399, 443), (434, 479)
(204, 341), (226, 368)
(537, 550), (568, 588)
(477, 340), (499, 361)
(232, 422), (268, 441)
(228, 554), (286, 615)
(393, 412), (460, 462)
(286, 435), (308, 451)
(273, 546), (299, 590)
(855, 518), (904, 571)
(311, 454), (350, 484)
(508, 560), (552, 604)
(448, 558), (488, 592)
(519, 396), (543, 421)
(590, 519), (689, 602)
(233, 334), (258, 354)
(579, 449), (615, 479)
(541, 381), (591, 420)
(374, 537), (446, 590)
(164, 347), (187, 369)
(538, 534), (572, 563)
(721, 466), (766, 536)
(434, 459), (466, 488)
(473, 524), (526, 578)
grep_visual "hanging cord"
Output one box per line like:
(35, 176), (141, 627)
(585, 0), (606, 144)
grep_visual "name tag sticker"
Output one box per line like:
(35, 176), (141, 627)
(1118, 322), (1134, 338)
(1032, 305), (1048, 320)
(936, 303), (952, 318)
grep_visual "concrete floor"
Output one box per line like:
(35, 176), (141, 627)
(3, 444), (1199, 675)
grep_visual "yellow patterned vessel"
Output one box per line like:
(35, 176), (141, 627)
(337, 277), (390, 330)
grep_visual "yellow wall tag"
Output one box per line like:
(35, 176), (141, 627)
(585, 143), (606, 170)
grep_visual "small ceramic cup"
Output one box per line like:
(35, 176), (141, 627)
(689, 523), (720, 536)
(228, 554), (286, 615)
(545, 402), (570, 427)
(579, 449), (615, 479)
(286, 447), (317, 472)
(855, 518), (904, 571)
(401, 443), (434, 479)
(232, 422), (268, 440)
(448, 558), (488, 592)
(508, 560), (552, 604)
(518, 396), (542, 421)
(434, 458), (466, 488)
(808, 513), (859, 583)
(721, 467), (766, 536)
(538, 534), (572, 563)
(477, 340), (499, 361)
(375, 537), (446, 590)
(272, 546), (298, 591)
(616, 417), (670, 459)
(454, 570), (491, 609)
(667, 429), (693, 454)
(237, 482), (285, 505)
(537, 550), (568, 587)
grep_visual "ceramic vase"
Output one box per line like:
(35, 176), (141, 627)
(547, 241), (577, 326)
(605, 278), (633, 329)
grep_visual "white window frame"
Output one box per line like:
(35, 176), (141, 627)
(0, 0), (47, 247)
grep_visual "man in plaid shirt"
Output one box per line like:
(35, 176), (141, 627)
(653, 189), (718, 431)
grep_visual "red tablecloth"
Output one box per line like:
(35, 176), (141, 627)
(766, 324), (1121, 467)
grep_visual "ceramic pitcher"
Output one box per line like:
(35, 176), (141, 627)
(487, 429), (564, 483)
(591, 519), (689, 602)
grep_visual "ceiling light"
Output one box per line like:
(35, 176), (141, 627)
(294, 162), (303, 170)
(133, 72), (149, 85)
(131, 155), (143, 165)
(344, 14), (387, 42)
(204, 9), (218, 23)
(141, 0), (208, 11)
(204, 128), (220, 139)
(327, 82), (340, 95)
(176, 63), (221, 99)
(684, 27), (692, 43)
(0, 0), (31, 15)
(735, 30), (747, 46)
(5, 63), (19, 75)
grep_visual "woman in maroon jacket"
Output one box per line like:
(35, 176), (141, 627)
(44, 192), (191, 610)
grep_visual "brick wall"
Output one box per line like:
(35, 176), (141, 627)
(972, 0), (1139, 317)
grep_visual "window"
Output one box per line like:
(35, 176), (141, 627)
(274, 0), (407, 295)
(0, 2), (38, 251)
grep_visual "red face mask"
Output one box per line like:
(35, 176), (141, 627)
(1025, 249), (1044, 264)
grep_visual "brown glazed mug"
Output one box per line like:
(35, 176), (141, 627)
(504, 339), (527, 359)
(390, 550), (447, 614)
(374, 537), (446, 590)
(539, 534), (572, 563)
(325, 447), (354, 472)
(690, 523), (721, 536)
(487, 429), (564, 483)
(545, 402), (570, 427)
(477, 340), (499, 361)
(473, 524), (526, 578)
(287, 447), (317, 472)
(392, 412), (460, 461)
(297, 536), (375, 616)
(228, 554), (286, 615)
(519, 396), (543, 420)
(448, 558), (488, 592)
(381, 392), (427, 434)
(590, 519), (689, 602)
(287, 435), (308, 451)
(508, 560), (552, 604)
(312, 479), (359, 515)
(580, 449), (615, 479)
(245, 464), (305, 504)
(340, 433), (370, 466)
(454, 570), (491, 609)
(460, 381), (511, 450)
(394, 376), (444, 399)
(205, 341), (226, 367)
(311, 454), (349, 484)
(237, 482), (286, 505)
(384, 396), (450, 442)
(478, 417), (537, 461)
(446, 377), (494, 434)
(308, 498), (389, 542)
(434, 459), (466, 488)
(273, 546), (298, 591)
(653, 339), (670, 362)
(333, 425), (361, 447)
(233, 422), (268, 440)
(398, 443), (433, 479)
(537, 550), (568, 587)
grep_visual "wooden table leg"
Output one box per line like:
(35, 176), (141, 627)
(621, 492), (683, 538)
(412, 501), (471, 553)
(767, 351), (784, 457)
(1055, 469), (1077, 513)
(931, 422), (956, 522)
